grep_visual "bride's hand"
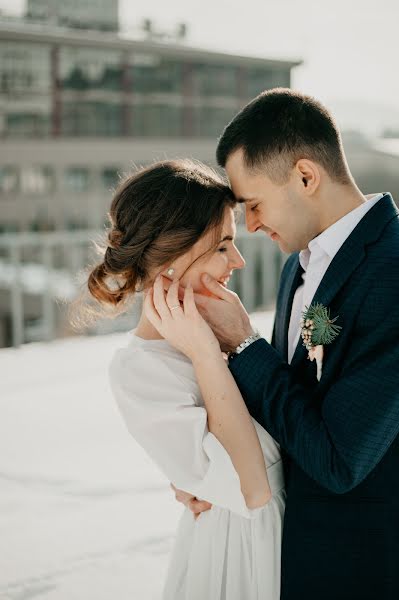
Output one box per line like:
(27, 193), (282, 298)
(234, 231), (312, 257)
(144, 275), (221, 360)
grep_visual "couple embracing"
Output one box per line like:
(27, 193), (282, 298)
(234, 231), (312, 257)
(88, 88), (399, 599)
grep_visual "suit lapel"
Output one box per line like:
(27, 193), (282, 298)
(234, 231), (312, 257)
(290, 193), (399, 368)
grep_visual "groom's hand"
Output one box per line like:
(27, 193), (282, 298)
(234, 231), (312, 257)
(193, 273), (255, 353)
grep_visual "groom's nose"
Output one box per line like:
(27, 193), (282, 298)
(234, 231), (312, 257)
(245, 210), (261, 233)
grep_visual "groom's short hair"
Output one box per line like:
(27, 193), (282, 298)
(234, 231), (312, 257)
(216, 88), (351, 185)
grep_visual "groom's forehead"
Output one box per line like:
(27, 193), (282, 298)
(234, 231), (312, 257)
(226, 159), (263, 201)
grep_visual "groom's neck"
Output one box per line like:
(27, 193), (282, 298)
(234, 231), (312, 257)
(316, 181), (366, 234)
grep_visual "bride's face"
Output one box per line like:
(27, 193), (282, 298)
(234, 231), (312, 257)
(163, 207), (245, 293)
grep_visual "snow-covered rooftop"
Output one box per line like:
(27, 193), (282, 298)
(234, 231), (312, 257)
(0, 311), (274, 600)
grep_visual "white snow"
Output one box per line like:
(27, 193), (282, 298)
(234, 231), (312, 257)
(0, 311), (274, 600)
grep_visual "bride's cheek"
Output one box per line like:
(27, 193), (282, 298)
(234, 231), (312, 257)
(213, 252), (228, 272)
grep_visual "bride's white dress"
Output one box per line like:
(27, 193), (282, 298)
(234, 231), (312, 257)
(108, 331), (285, 600)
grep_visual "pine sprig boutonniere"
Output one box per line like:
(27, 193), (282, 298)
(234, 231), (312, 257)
(300, 303), (342, 381)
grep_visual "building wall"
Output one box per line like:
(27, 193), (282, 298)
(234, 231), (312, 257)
(0, 30), (295, 232)
(0, 37), (291, 139)
(0, 138), (220, 231)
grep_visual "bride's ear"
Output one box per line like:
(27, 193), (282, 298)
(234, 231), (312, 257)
(295, 159), (320, 195)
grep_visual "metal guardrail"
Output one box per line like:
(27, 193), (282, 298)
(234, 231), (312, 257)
(0, 227), (285, 347)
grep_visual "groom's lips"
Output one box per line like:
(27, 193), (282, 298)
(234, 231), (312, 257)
(269, 231), (279, 241)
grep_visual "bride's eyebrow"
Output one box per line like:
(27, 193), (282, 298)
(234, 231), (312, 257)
(238, 196), (257, 204)
(219, 235), (234, 243)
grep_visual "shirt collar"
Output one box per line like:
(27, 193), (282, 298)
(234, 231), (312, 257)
(299, 193), (384, 272)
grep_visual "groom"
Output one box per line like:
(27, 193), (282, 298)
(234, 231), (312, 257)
(175, 89), (399, 599)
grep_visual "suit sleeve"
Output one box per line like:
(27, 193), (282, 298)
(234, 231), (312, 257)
(229, 267), (399, 494)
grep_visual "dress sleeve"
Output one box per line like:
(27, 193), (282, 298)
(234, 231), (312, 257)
(108, 346), (262, 519)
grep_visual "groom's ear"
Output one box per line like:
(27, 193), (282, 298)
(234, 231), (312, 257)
(295, 159), (320, 194)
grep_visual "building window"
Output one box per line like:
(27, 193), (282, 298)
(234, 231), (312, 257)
(61, 102), (123, 136)
(0, 41), (51, 137)
(133, 104), (182, 137)
(129, 57), (183, 94)
(192, 64), (237, 97)
(60, 47), (123, 91)
(0, 166), (18, 194)
(0, 42), (51, 95)
(64, 167), (90, 192)
(5, 113), (51, 138)
(0, 222), (18, 233)
(20, 166), (54, 194)
(248, 69), (276, 98)
(193, 106), (238, 138)
(66, 218), (87, 230)
(102, 168), (120, 190)
(274, 69), (290, 88)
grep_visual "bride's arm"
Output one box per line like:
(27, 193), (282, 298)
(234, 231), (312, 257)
(191, 349), (271, 508)
(145, 276), (271, 509)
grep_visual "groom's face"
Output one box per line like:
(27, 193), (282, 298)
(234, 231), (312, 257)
(225, 148), (316, 253)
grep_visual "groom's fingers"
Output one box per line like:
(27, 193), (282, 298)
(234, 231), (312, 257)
(200, 273), (235, 302)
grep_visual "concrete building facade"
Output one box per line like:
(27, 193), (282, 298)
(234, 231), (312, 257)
(0, 20), (300, 233)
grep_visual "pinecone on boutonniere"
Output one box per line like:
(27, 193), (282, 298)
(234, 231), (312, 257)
(300, 303), (342, 381)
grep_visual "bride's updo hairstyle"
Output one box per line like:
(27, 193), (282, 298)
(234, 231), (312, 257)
(70, 159), (236, 328)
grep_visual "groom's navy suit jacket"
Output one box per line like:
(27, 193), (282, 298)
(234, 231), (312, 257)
(229, 193), (399, 600)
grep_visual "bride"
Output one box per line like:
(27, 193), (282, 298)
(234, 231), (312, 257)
(87, 159), (285, 599)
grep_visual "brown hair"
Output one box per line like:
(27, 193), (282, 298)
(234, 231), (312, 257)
(69, 159), (236, 329)
(216, 87), (352, 185)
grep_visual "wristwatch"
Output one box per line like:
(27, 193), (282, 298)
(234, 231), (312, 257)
(228, 331), (262, 360)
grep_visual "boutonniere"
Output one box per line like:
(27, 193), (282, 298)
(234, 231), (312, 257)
(300, 303), (342, 381)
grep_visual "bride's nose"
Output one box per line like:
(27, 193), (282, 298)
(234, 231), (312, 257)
(230, 247), (246, 270)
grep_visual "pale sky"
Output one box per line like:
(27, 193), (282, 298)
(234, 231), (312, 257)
(2, 0), (399, 134)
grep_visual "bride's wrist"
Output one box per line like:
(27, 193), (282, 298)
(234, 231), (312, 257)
(191, 347), (224, 368)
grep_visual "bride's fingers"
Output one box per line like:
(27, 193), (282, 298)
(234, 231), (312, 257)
(183, 284), (198, 319)
(166, 279), (183, 317)
(153, 275), (171, 320)
(144, 287), (162, 330)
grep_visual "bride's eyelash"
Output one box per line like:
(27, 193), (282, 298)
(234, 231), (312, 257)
(218, 247), (228, 253)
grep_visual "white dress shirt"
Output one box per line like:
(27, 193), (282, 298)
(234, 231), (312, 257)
(287, 193), (384, 363)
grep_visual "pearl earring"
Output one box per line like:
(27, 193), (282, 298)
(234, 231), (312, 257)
(166, 267), (175, 277)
